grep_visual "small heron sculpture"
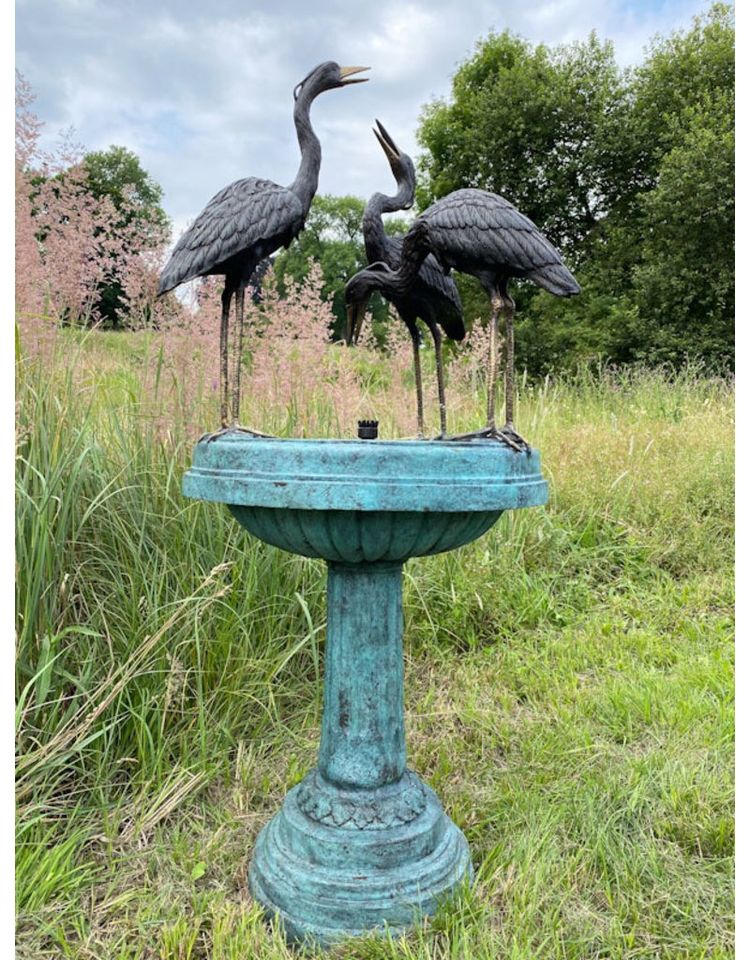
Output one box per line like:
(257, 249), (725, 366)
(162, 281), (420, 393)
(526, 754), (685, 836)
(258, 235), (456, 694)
(158, 62), (369, 436)
(353, 121), (464, 438)
(345, 188), (580, 450)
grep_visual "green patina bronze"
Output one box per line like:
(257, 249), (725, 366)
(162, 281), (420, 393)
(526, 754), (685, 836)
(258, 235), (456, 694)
(183, 434), (547, 947)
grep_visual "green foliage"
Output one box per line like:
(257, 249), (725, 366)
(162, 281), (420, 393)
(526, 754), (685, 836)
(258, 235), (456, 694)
(83, 145), (168, 231)
(632, 99), (734, 365)
(273, 194), (411, 341)
(629, 3), (735, 173)
(416, 5), (735, 374)
(418, 31), (631, 259)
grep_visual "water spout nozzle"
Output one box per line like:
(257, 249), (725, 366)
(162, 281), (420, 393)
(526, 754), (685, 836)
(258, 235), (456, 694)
(357, 420), (379, 440)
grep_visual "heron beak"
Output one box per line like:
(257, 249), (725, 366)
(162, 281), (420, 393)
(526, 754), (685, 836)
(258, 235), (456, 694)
(339, 66), (370, 85)
(373, 119), (401, 163)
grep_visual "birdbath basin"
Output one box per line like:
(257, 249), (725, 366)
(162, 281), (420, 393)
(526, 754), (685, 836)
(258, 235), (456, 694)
(183, 434), (547, 947)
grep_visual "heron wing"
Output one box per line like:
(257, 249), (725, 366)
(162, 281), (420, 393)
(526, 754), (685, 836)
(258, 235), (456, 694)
(158, 178), (305, 293)
(423, 188), (580, 295)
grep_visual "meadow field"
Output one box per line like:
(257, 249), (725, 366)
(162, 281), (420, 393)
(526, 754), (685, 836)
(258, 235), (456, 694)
(15, 316), (734, 959)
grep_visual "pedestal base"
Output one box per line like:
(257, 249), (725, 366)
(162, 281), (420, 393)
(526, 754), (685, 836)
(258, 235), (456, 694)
(249, 769), (471, 947)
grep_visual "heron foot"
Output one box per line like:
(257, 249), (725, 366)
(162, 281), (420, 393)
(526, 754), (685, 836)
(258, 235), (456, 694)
(199, 425), (274, 443)
(446, 424), (530, 452)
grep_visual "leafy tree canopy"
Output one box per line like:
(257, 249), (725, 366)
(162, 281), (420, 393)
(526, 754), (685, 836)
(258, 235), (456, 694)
(416, 4), (735, 373)
(83, 145), (169, 238)
(417, 30), (632, 260)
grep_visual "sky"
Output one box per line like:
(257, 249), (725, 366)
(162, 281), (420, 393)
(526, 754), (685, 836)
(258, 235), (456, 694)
(16, 0), (710, 240)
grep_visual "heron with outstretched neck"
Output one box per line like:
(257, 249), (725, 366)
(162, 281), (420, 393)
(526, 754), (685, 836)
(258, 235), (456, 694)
(158, 62), (369, 437)
(345, 188), (580, 450)
(352, 121), (464, 438)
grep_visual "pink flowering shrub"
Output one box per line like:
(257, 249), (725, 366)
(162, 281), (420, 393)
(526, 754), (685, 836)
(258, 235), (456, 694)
(15, 73), (172, 342)
(15, 73), (45, 325)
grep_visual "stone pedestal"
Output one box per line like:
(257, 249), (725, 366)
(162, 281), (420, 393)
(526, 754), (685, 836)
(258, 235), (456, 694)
(183, 436), (547, 947)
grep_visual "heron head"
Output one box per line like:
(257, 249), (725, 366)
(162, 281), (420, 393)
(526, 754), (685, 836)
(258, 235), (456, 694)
(294, 62), (370, 101)
(344, 262), (392, 345)
(373, 120), (415, 206)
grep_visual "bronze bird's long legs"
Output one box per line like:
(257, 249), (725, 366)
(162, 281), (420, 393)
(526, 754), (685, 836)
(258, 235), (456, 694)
(449, 292), (528, 451)
(503, 294), (514, 428)
(407, 324), (425, 439)
(228, 281), (271, 439)
(219, 284), (232, 428)
(486, 294), (501, 430)
(231, 282), (245, 426)
(203, 278), (269, 443)
(500, 294), (527, 448)
(426, 321), (448, 438)
(201, 284), (239, 443)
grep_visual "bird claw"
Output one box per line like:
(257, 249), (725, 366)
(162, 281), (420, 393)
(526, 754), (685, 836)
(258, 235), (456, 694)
(445, 424), (531, 452)
(199, 425), (274, 443)
(496, 425), (530, 453)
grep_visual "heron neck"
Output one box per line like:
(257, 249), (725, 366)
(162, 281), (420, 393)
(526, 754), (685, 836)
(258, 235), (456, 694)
(290, 87), (322, 212)
(363, 183), (413, 264)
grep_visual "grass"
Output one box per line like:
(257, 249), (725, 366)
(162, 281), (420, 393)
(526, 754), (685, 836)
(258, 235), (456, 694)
(16, 327), (734, 958)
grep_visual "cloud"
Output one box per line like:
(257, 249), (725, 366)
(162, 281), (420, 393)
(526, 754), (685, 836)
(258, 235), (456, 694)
(17, 0), (703, 239)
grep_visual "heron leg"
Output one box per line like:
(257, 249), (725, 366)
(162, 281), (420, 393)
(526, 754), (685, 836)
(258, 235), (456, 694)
(408, 324), (425, 439)
(447, 294), (528, 450)
(230, 282), (247, 426)
(498, 293), (529, 449)
(486, 295), (501, 430)
(502, 293), (516, 430)
(198, 278), (271, 443)
(219, 284), (232, 428)
(426, 321), (447, 438)
(225, 281), (273, 438)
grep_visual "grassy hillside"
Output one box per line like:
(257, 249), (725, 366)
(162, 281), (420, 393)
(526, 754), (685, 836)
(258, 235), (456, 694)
(16, 325), (734, 959)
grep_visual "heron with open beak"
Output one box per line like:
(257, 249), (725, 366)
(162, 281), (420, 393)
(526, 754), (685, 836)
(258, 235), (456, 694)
(159, 62), (369, 439)
(348, 120), (464, 438)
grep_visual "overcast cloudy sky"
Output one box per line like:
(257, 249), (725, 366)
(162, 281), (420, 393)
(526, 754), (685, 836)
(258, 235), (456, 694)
(17, 0), (707, 239)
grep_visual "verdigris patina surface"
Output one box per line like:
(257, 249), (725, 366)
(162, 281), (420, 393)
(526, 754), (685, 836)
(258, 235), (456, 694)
(183, 435), (547, 946)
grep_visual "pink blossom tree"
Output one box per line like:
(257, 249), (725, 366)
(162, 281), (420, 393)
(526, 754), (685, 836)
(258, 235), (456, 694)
(15, 72), (173, 336)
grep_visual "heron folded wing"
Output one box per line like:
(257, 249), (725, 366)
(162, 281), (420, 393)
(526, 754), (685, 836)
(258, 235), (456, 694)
(158, 178), (305, 294)
(413, 253), (463, 322)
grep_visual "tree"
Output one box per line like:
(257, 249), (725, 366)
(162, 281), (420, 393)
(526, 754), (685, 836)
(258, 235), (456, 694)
(15, 75), (173, 331)
(416, 7), (735, 373)
(273, 194), (410, 341)
(628, 4), (734, 180)
(624, 5), (735, 366)
(630, 98), (734, 366)
(417, 31), (633, 260)
(82, 146), (169, 326)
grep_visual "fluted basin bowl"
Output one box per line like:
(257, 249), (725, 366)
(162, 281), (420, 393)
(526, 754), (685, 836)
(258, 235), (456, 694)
(182, 435), (547, 563)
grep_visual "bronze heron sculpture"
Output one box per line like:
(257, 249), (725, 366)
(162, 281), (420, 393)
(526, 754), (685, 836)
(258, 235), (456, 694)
(158, 61), (369, 436)
(353, 121), (464, 438)
(345, 188), (580, 450)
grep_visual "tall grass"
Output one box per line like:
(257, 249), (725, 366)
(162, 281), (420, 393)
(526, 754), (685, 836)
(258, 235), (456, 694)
(16, 323), (733, 958)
